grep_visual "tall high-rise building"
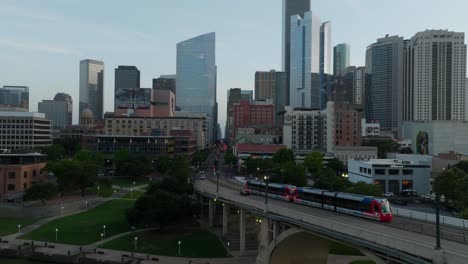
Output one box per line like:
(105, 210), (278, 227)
(241, 90), (254, 103)
(320, 22), (332, 75)
(334, 44), (351, 76)
(282, 0), (311, 72)
(38, 93), (73, 138)
(114, 66), (140, 111)
(79, 59), (104, 120)
(153, 75), (176, 94)
(290, 11), (321, 108)
(0, 86), (29, 112)
(365, 36), (404, 138)
(176, 32), (217, 142)
(332, 66), (366, 106)
(255, 70), (288, 125)
(403, 30), (467, 121)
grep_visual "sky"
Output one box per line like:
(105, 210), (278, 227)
(1, 0), (468, 130)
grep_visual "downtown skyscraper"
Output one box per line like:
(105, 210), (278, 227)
(289, 10), (321, 109)
(403, 30), (467, 121)
(79, 59), (104, 120)
(334, 43), (351, 76)
(365, 35), (404, 138)
(114, 65), (140, 112)
(176, 32), (217, 142)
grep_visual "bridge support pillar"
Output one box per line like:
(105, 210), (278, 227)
(208, 198), (214, 227)
(240, 208), (246, 256)
(255, 217), (270, 264)
(222, 204), (230, 235)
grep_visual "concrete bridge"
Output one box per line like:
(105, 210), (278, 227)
(194, 180), (468, 264)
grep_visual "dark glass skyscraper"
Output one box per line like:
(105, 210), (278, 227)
(114, 66), (140, 111)
(282, 0), (311, 72)
(365, 36), (404, 138)
(176, 32), (217, 142)
(334, 44), (351, 76)
(79, 59), (104, 120)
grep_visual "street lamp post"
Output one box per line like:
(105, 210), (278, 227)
(130, 189), (133, 199)
(133, 181), (136, 188)
(55, 228), (58, 241)
(18, 224), (21, 233)
(178, 240), (181, 255)
(103, 225), (106, 238)
(61, 206), (64, 216)
(85, 201), (88, 210)
(97, 186), (100, 196)
(435, 180), (441, 249)
(263, 175), (269, 204)
(100, 233), (103, 240)
(227, 242), (230, 256)
(134, 236), (138, 251)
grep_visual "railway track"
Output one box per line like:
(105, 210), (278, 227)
(204, 176), (468, 244)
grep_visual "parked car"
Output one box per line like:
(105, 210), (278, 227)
(383, 192), (394, 198)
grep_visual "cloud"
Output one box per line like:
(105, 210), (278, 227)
(0, 39), (80, 55)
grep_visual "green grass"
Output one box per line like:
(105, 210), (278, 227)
(100, 229), (228, 258)
(85, 185), (118, 197)
(0, 218), (38, 236)
(329, 242), (365, 256)
(122, 190), (145, 200)
(350, 261), (375, 264)
(112, 177), (149, 188)
(21, 199), (134, 245)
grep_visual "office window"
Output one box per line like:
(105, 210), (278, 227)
(8, 172), (15, 179)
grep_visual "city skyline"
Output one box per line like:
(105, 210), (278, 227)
(2, 0), (468, 129)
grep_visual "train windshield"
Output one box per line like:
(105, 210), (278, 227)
(380, 201), (390, 214)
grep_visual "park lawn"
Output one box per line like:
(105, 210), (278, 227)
(350, 261), (375, 264)
(112, 177), (149, 188)
(0, 218), (38, 236)
(100, 229), (228, 258)
(85, 185), (118, 197)
(329, 242), (365, 256)
(122, 190), (145, 200)
(21, 199), (134, 245)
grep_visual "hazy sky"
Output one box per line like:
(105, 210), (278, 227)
(1, 0), (468, 129)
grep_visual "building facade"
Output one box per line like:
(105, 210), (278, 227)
(333, 44), (350, 76)
(361, 118), (381, 137)
(38, 93), (73, 138)
(290, 11), (321, 108)
(254, 70), (288, 125)
(104, 116), (207, 149)
(283, 104), (333, 155)
(348, 158), (431, 195)
(0, 153), (47, 201)
(402, 121), (468, 156)
(153, 76), (176, 94)
(282, 0), (310, 73)
(115, 66), (140, 112)
(332, 146), (378, 165)
(115, 88), (175, 118)
(176, 32), (217, 143)
(0, 112), (52, 151)
(79, 59), (104, 120)
(403, 30), (467, 122)
(365, 35), (404, 138)
(333, 102), (363, 147)
(0, 86), (29, 112)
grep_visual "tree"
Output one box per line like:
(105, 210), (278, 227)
(347, 182), (383, 197)
(224, 151), (237, 166)
(41, 144), (65, 161)
(362, 139), (398, 158)
(273, 148), (294, 164)
(54, 137), (81, 157)
(326, 158), (345, 174)
(303, 152), (323, 177)
(313, 168), (350, 191)
(454, 161), (468, 174)
(282, 161), (307, 187)
(50, 157), (101, 196)
(156, 156), (171, 175)
(115, 149), (152, 179)
(23, 183), (58, 205)
(433, 168), (468, 210)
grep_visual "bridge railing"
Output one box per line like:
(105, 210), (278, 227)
(392, 207), (468, 229)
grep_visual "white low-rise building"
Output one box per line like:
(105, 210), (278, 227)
(361, 118), (380, 137)
(348, 158), (431, 195)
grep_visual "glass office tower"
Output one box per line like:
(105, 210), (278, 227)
(289, 10), (321, 109)
(334, 43), (351, 76)
(176, 32), (217, 142)
(79, 59), (104, 120)
(0, 86), (29, 111)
